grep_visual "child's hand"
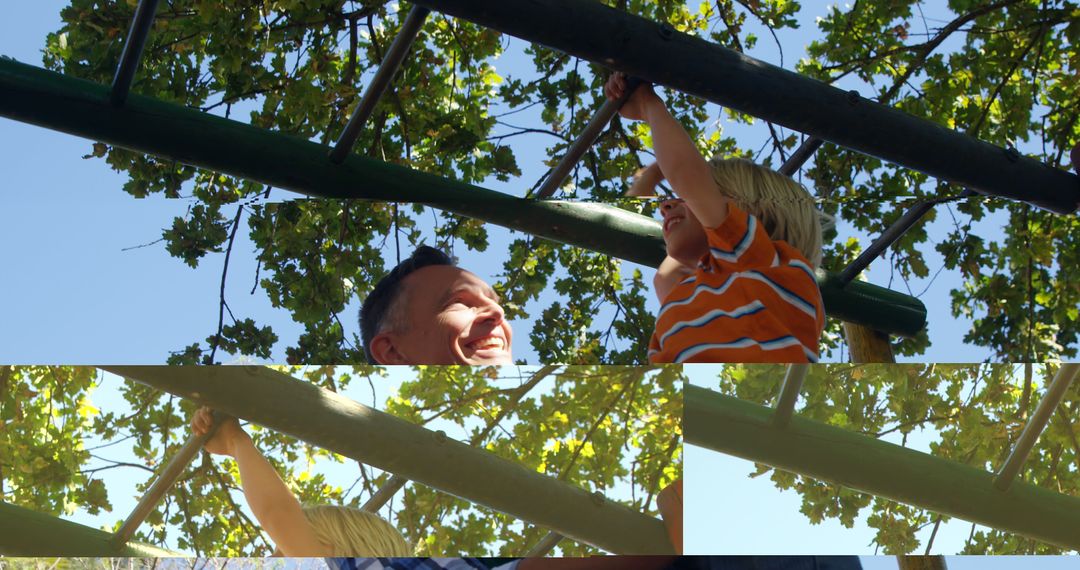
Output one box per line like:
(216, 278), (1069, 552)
(604, 72), (658, 122)
(191, 406), (248, 457)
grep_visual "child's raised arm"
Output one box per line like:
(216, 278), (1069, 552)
(191, 407), (328, 556)
(606, 74), (730, 228)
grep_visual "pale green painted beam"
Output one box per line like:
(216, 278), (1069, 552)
(0, 500), (179, 556)
(102, 366), (675, 555)
(685, 384), (1080, 550)
(0, 56), (926, 336)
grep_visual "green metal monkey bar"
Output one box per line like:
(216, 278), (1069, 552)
(684, 363), (1080, 551)
(93, 366), (675, 555)
(0, 500), (179, 557)
(0, 56), (925, 337)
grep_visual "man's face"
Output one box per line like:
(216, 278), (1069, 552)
(659, 198), (709, 266)
(376, 265), (513, 365)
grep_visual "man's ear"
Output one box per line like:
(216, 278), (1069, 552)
(370, 333), (409, 365)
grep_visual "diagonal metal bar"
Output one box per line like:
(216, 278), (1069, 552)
(104, 366), (675, 554)
(994, 363), (1080, 491)
(362, 474), (409, 512)
(524, 531), (565, 556)
(836, 190), (974, 286)
(534, 77), (642, 199)
(685, 384), (1080, 550)
(412, 0), (1080, 215)
(0, 500), (179, 556)
(0, 57), (928, 336)
(772, 364), (809, 428)
(329, 5), (431, 164)
(777, 137), (824, 177)
(111, 410), (227, 546)
(109, 0), (161, 106)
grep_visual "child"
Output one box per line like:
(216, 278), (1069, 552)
(605, 74), (825, 363)
(191, 407), (411, 557)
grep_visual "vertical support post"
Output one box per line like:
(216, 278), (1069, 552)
(994, 363), (1080, 491)
(844, 322), (896, 364)
(109, 0), (161, 106)
(524, 531), (565, 556)
(111, 410), (227, 546)
(772, 364), (809, 428)
(362, 474), (409, 512)
(329, 5), (431, 164)
(896, 555), (949, 570)
(534, 78), (642, 199)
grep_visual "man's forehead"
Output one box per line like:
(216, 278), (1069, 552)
(403, 264), (494, 294)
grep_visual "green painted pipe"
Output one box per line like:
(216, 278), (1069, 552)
(103, 366), (676, 555)
(684, 385), (1080, 550)
(0, 500), (180, 556)
(0, 57), (926, 336)
(412, 0), (1080, 215)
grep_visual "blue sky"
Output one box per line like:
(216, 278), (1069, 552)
(0, 1), (1027, 364)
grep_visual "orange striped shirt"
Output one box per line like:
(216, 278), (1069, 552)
(648, 204), (825, 363)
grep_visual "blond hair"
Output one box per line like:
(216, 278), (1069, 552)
(707, 157), (823, 267)
(302, 505), (411, 557)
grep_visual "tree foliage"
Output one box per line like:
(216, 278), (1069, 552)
(0, 365), (682, 556)
(39, 0), (1080, 361)
(716, 363), (1080, 554)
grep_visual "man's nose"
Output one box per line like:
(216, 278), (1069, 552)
(476, 298), (505, 323)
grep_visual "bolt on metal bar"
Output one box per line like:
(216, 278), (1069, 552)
(534, 77), (642, 199)
(772, 364), (809, 428)
(362, 474), (409, 511)
(994, 363), (1080, 491)
(109, 0), (161, 106)
(330, 5), (430, 164)
(836, 190), (974, 286)
(777, 137), (824, 176)
(524, 531), (565, 556)
(111, 410), (228, 546)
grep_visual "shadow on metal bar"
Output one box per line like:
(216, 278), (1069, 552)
(993, 363), (1080, 491)
(330, 5), (431, 164)
(109, 0), (160, 106)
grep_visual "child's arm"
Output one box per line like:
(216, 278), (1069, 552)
(191, 407), (329, 556)
(606, 74), (730, 228)
(656, 480), (683, 554)
(653, 256), (693, 302)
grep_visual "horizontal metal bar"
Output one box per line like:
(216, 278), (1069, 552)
(684, 385), (1080, 550)
(524, 531), (565, 556)
(109, 0), (160, 106)
(112, 410), (226, 545)
(104, 366), (675, 555)
(0, 500), (179, 556)
(535, 77), (642, 199)
(412, 0), (1080, 215)
(994, 363), (1080, 491)
(772, 364), (808, 428)
(329, 5), (430, 164)
(0, 57), (926, 335)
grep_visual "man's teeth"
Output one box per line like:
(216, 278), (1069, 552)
(469, 338), (503, 350)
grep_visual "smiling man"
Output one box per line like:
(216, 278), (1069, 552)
(360, 246), (513, 365)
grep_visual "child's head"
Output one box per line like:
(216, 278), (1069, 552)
(705, 157), (823, 267)
(301, 505), (411, 557)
